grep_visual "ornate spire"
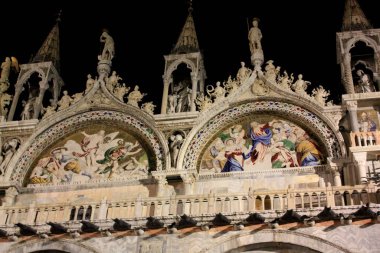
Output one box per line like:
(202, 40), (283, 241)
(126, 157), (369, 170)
(32, 10), (61, 72)
(342, 0), (372, 31)
(171, 0), (200, 54)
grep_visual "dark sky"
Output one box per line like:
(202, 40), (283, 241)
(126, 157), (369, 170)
(1, 1), (380, 111)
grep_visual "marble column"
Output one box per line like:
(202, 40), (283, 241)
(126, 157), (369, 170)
(342, 52), (355, 94)
(181, 173), (195, 195)
(346, 101), (359, 132)
(190, 72), (198, 112)
(7, 83), (24, 121)
(33, 85), (48, 119)
(26, 202), (36, 224)
(97, 197), (108, 220)
(154, 175), (168, 197)
(352, 152), (368, 184)
(328, 159), (343, 187)
(160, 76), (171, 114)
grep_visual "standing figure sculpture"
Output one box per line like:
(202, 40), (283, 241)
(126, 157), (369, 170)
(0, 138), (20, 176)
(248, 18), (262, 54)
(0, 57), (19, 92)
(98, 30), (115, 61)
(169, 133), (184, 168)
(127, 85), (146, 107)
(248, 18), (264, 67)
(356, 70), (375, 93)
(237, 61), (251, 84)
(173, 81), (192, 113)
(85, 74), (96, 94)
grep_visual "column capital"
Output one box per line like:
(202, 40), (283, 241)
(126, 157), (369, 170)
(180, 173), (196, 184)
(346, 101), (357, 111)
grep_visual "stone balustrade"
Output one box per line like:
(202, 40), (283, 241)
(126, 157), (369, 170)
(350, 131), (380, 147)
(0, 185), (379, 226)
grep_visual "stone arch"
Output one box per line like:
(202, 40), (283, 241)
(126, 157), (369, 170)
(165, 58), (197, 79)
(345, 36), (379, 74)
(199, 230), (351, 253)
(179, 101), (344, 171)
(6, 110), (167, 185)
(345, 36), (377, 54)
(7, 239), (99, 253)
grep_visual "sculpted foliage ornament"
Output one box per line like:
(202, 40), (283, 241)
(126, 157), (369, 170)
(312, 85), (331, 107)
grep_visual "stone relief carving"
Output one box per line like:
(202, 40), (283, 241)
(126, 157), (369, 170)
(251, 78), (269, 96)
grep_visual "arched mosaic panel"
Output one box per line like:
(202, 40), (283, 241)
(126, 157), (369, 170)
(200, 116), (324, 173)
(184, 101), (341, 171)
(10, 111), (164, 185)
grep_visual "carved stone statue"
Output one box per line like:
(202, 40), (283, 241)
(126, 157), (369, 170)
(292, 74), (310, 96)
(173, 80), (192, 113)
(71, 92), (83, 103)
(195, 93), (212, 112)
(207, 81), (226, 103)
(167, 94), (178, 114)
(236, 61), (251, 84)
(98, 31), (115, 61)
(248, 18), (264, 66)
(85, 74), (96, 94)
(0, 93), (12, 119)
(57, 90), (73, 111)
(278, 71), (294, 91)
(224, 76), (239, 96)
(20, 96), (36, 120)
(355, 70), (376, 93)
(141, 102), (156, 115)
(42, 104), (57, 119)
(248, 19), (262, 54)
(106, 70), (122, 92)
(264, 60), (277, 82)
(312, 85), (330, 106)
(169, 133), (184, 168)
(114, 83), (130, 102)
(0, 57), (17, 97)
(127, 85), (145, 107)
(0, 138), (20, 176)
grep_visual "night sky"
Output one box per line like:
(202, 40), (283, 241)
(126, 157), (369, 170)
(1, 1), (380, 111)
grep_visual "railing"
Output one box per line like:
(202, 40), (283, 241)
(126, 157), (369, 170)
(350, 131), (380, 147)
(0, 185), (379, 226)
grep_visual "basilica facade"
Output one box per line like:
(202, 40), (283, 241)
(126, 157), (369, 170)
(0, 1), (380, 252)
